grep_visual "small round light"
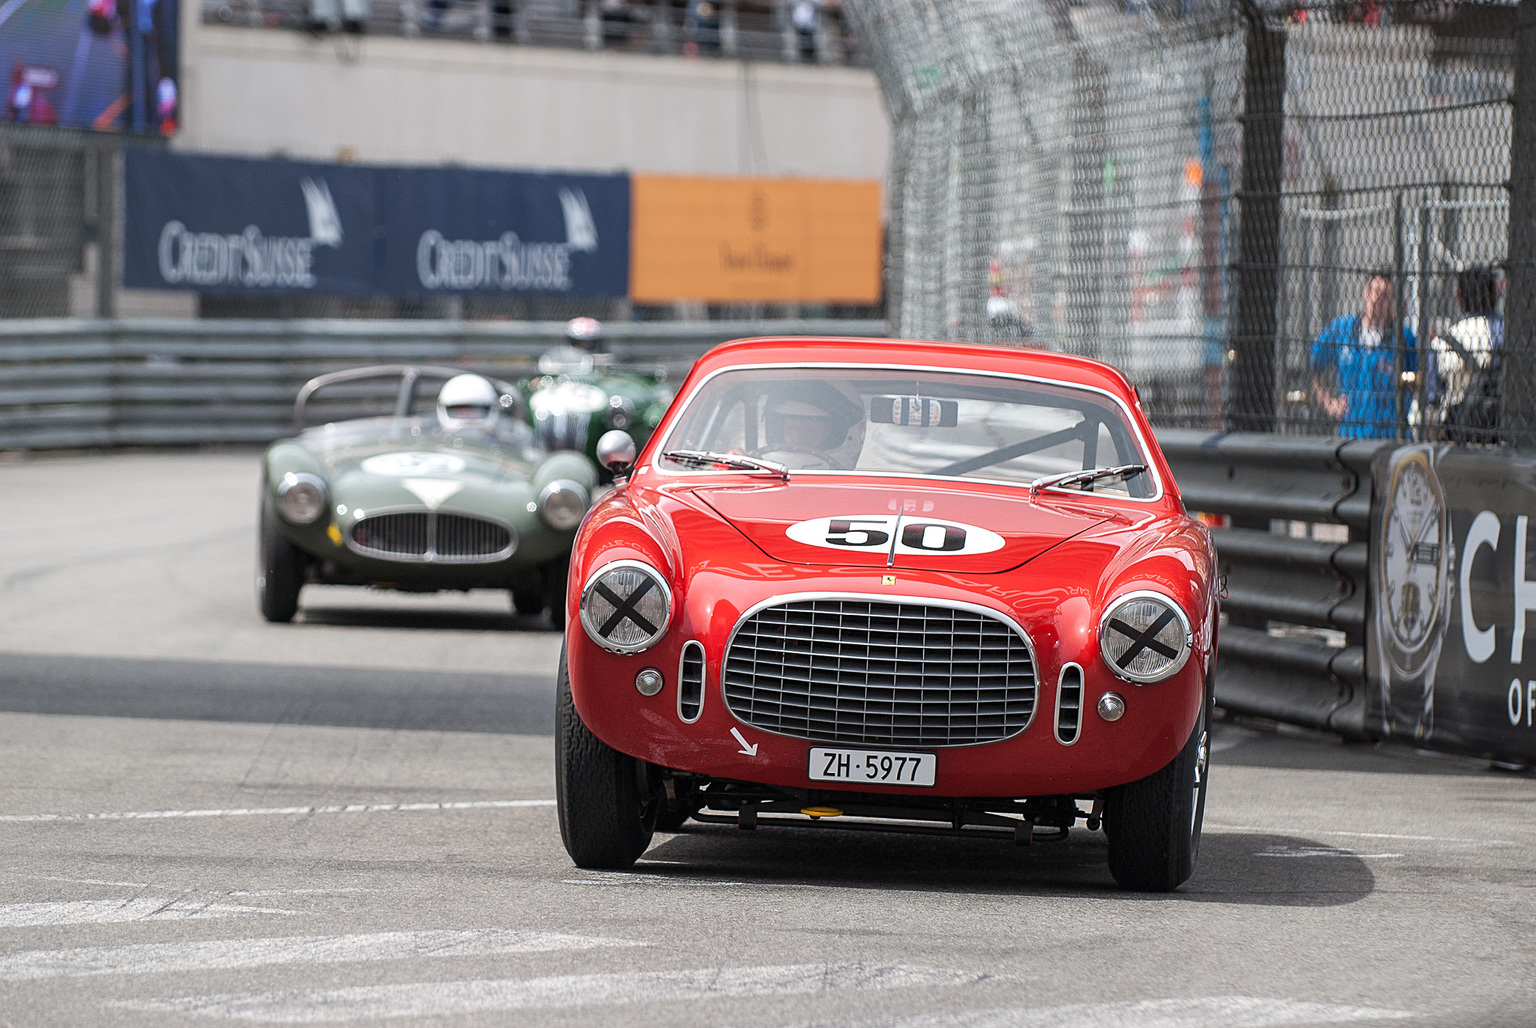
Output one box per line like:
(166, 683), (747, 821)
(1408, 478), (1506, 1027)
(538, 479), (590, 531)
(1098, 692), (1126, 722)
(1099, 591), (1193, 684)
(580, 560), (672, 654)
(277, 473), (327, 524)
(635, 668), (664, 696)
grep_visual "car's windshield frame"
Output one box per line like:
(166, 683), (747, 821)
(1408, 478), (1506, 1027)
(651, 361), (1164, 503)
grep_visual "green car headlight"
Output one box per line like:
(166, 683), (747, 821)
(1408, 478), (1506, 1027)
(1099, 590), (1193, 684)
(538, 479), (590, 531)
(580, 560), (671, 654)
(276, 472), (327, 525)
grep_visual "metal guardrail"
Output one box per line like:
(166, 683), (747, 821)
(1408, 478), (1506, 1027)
(1157, 430), (1395, 739)
(0, 319), (886, 451)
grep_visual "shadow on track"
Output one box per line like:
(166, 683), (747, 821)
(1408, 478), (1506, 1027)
(634, 824), (1374, 906)
(0, 651), (554, 734)
(296, 606), (554, 632)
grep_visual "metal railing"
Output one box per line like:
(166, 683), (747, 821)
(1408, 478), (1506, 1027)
(0, 318), (885, 450)
(1157, 429), (1394, 737)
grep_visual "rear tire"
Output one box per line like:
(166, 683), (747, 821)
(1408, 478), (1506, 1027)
(1103, 680), (1211, 892)
(257, 494), (305, 623)
(555, 647), (657, 868)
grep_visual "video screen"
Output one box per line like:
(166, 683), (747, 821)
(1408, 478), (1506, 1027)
(1, 0), (179, 134)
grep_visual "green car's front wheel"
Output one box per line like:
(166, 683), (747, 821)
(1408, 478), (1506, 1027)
(257, 495), (305, 623)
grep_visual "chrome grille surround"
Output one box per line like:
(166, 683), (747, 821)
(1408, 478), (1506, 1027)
(348, 508), (516, 563)
(722, 594), (1038, 748)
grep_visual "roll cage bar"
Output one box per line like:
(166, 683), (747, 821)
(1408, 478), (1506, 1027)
(292, 365), (525, 433)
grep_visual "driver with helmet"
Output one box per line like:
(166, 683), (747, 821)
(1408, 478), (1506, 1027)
(437, 373), (502, 434)
(756, 381), (865, 470)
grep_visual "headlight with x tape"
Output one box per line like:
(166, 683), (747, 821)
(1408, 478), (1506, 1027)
(579, 560), (673, 654)
(1098, 590), (1193, 684)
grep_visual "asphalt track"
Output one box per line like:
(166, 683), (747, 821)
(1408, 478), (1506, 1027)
(2, 450), (1535, 1027)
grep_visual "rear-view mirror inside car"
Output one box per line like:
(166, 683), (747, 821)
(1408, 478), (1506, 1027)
(870, 396), (959, 428)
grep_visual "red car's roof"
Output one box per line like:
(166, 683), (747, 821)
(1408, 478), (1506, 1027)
(691, 336), (1141, 401)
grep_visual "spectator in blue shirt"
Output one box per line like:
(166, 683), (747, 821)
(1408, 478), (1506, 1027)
(1309, 271), (1416, 439)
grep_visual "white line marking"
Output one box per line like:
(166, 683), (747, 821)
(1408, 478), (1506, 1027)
(0, 899), (296, 928)
(1254, 846), (1402, 859)
(0, 799), (554, 824)
(747, 996), (1417, 1028)
(1207, 822), (1514, 847)
(0, 929), (643, 981)
(119, 963), (989, 1023)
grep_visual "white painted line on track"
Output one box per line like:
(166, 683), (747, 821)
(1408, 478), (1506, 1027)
(0, 929), (644, 981)
(1254, 845), (1402, 859)
(749, 996), (1417, 1027)
(0, 799), (554, 824)
(0, 899), (296, 928)
(1206, 822), (1513, 847)
(119, 963), (990, 1023)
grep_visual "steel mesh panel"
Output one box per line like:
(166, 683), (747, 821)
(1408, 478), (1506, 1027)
(845, 0), (1520, 441)
(723, 599), (1036, 747)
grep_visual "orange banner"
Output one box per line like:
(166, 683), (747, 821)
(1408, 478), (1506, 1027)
(630, 175), (882, 304)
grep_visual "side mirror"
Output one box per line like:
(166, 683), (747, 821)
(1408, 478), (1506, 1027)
(596, 430), (637, 476)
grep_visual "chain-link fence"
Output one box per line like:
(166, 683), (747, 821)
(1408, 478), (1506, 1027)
(848, 0), (1523, 442)
(0, 129), (113, 320)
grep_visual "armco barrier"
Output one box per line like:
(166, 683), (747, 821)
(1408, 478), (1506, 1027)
(1156, 430), (1396, 738)
(0, 319), (886, 451)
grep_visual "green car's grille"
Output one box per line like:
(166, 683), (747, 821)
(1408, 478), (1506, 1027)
(349, 512), (514, 563)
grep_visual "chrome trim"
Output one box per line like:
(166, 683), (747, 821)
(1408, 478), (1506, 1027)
(652, 360), (1165, 503)
(276, 472), (328, 524)
(579, 559), (674, 655)
(677, 640), (706, 724)
(345, 506), (517, 564)
(1098, 589), (1195, 684)
(1054, 663), (1084, 746)
(722, 591), (1039, 749)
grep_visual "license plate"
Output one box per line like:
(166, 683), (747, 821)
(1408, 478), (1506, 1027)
(808, 747), (936, 787)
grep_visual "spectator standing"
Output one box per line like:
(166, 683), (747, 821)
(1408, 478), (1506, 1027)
(1310, 270), (1417, 439)
(1430, 265), (1502, 443)
(791, 0), (821, 62)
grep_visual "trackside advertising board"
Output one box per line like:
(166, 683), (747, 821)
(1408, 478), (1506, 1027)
(124, 150), (630, 298)
(1370, 444), (1536, 763)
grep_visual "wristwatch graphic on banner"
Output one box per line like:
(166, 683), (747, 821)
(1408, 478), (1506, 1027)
(1375, 445), (1451, 741)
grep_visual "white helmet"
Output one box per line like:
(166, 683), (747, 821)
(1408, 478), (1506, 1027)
(437, 374), (500, 430)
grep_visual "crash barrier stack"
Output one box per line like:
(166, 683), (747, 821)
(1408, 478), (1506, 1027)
(1155, 430), (1394, 739)
(0, 318), (884, 451)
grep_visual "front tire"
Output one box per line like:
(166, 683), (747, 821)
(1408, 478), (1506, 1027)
(543, 558), (569, 630)
(1103, 680), (1211, 892)
(257, 494), (305, 623)
(555, 648), (657, 868)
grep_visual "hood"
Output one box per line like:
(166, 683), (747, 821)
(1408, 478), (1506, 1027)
(692, 481), (1111, 574)
(323, 442), (528, 511)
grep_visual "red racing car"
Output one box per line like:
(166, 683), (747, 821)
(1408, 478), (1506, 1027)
(556, 337), (1218, 891)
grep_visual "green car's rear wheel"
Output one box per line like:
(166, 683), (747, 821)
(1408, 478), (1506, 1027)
(257, 494), (305, 623)
(555, 648), (658, 869)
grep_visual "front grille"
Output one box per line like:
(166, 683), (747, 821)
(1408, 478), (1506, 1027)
(723, 598), (1036, 747)
(349, 511), (514, 563)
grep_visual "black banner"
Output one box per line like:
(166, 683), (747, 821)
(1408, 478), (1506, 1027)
(124, 150), (629, 298)
(1370, 445), (1536, 763)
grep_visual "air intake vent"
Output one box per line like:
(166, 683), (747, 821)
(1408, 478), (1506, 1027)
(1055, 664), (1083, 745)
(723, 597), (1036, 747)
(349, 511), (515, 563)
(678, 641), (705, 723)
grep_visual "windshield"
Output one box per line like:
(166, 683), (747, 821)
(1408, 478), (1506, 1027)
(658, 366), (1155, 498)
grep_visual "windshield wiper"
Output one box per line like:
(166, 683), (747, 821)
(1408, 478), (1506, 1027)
(662, 449), (789, 479)
(1029, 463), (1146, 495)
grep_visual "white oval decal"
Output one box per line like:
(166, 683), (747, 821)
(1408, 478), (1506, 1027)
(786, 515), (1005, 556)
(360, 452), (467, 477)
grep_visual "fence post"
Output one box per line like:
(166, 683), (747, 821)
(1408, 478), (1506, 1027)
(1504, 0), (1536, 449)
(1230, 0), (1285, 433)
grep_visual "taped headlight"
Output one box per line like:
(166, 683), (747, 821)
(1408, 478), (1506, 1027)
(1099, 590), (1193, 684)
(538, 479), (590, 531)
(276, 472), (327, 525)
(580, 560), (671, 654)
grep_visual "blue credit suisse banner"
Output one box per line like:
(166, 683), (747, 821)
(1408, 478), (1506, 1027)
(124, 150), (630, 298)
